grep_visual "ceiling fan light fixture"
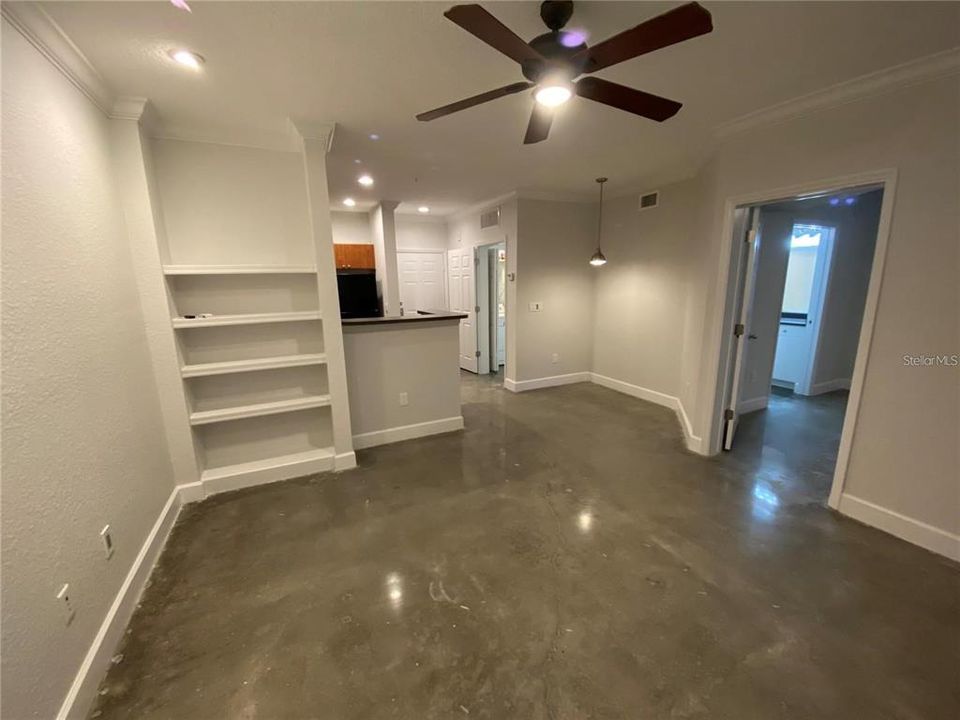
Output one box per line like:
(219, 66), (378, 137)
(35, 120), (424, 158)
(535, 83), (573, 107)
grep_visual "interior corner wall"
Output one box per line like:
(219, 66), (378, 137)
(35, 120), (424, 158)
(515, 198), (597, 381)
(591, 179), (701, 399)
(331, 210), (372, 245)
(1, 19), (176, 720)
(684, 75), (960, 541)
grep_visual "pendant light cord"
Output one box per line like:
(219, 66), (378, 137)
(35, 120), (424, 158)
(596, 177), (607, 250)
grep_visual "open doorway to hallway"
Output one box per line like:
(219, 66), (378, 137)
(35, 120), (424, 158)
(478, 242), (506, 377)
(721, 185), (885, 503)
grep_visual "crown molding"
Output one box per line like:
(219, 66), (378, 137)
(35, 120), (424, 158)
(2, 1), (114, 114)
(515, 189), (595, 204)
(716, 47), (960, 140)
(110, 97), (148, 121)
(287, 119), (337, 153)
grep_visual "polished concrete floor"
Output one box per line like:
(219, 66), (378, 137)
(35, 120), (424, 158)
(90, 374), (959, 719)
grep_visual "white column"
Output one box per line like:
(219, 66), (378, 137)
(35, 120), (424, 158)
(369, 201), (401, 315)
(290, 120), (356, 470)
(109, 97), (202, 489)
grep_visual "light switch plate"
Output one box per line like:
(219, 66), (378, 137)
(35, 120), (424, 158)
(528, 302), (543, 312)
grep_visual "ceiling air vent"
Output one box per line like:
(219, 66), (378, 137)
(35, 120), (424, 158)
(480, 206), (501, 229)
(639, 191), (659, 211)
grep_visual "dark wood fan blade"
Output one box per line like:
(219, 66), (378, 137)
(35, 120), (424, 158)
(576, 77), (682, 121)
(445, 4), (544, 65)
(575, 2), (712, 73)
(523, 103), (553, 144)
(417, 81), (533, 122)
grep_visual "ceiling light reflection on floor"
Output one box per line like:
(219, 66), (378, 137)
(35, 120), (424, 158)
(577, 509), (594, 533)
(751, 483), (780, 522)
(385, 572), (403, 609)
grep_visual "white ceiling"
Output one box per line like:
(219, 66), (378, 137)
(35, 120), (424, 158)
(42, 1), (959, 216)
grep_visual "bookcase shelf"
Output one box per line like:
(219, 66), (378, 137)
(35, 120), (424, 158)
(163, 265), (317, 275)
(172, 311), (321, 328)
(181, 353), (327, 378)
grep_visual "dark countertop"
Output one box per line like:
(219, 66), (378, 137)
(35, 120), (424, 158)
(341, 309), (467, 327)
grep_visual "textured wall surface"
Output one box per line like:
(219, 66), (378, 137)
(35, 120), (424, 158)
(1, 20), (175, 719)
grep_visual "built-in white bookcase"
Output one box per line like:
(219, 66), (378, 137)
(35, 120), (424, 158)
(146, 137), (350, 493)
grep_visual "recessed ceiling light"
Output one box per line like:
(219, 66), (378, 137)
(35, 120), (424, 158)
(169, 49), (204, 70)
(354, 159), (362, 164)
(343, 198), (356, 207)
(418, 206), (430, 214)
(369, 133), (380, 141)
(358, 174), (374, 187)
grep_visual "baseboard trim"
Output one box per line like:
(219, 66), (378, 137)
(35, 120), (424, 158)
(56, 487), (184, 720)
(334, 451), (357, 471)
(837, 493), (960, 562)
(589, 373), (705, 455)
(737, 395), (769, 414)
(352, 416), (464, 450)
(809, 377), (851, 395)
(504, 372), (591, 393)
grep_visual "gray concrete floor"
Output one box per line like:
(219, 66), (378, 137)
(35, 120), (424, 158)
(90, 374), (959, 719)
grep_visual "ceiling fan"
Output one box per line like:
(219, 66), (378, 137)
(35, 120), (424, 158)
(416, 1), (713, 144)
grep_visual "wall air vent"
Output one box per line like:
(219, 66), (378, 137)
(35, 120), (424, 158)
(639, 191), (659, 211)
(480, 206), (501, 229)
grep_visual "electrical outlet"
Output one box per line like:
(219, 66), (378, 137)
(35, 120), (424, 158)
(528, 302), (543, 312)
(399, 392), (408, 407)
(551, 353), (560, 364)
(100, 525), (114, 559)
(56, 584), (76, 625)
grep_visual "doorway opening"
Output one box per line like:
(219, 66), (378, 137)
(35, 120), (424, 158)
(719, 183), (886, 504)
(476, 241), (506, 376)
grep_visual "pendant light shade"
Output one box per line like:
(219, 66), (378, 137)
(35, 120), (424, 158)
(590, 177), (608, 267)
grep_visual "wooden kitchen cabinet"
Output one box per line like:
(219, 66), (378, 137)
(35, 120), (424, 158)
(334, 243), (375, 269)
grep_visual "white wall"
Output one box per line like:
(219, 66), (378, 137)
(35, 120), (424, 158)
(331, 210), (371, 245)
(151, 138), (312, 265)
(342, 322), (462, 441)
(591, 180), (701, 398)
(1, 19), (176, 720)
(514, 199), (598, 381)
(684, 75), (959, 542)
(813, 190), (882, 386)
(395, 214), (448, 251)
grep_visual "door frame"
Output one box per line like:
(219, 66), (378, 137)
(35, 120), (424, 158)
(703, 169), (897, 510)
(789, 221), (837, 396)
(474, 239), (508, 378)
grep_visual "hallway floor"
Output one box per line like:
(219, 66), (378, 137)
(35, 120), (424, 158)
(90, 375), (959, 719)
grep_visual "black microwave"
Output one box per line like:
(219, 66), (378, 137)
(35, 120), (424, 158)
(336, 269), (381, 319)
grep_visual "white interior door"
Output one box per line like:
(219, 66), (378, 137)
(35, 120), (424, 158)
(724, 208), (762, 450)
(447, 248), (478, 372)
(398, 252), (446, 314)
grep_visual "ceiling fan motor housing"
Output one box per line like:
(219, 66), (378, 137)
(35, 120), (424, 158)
(540, 1), (574, 31)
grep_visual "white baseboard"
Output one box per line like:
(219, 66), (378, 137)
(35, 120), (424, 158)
(837, 493), (960, 562)
(590, 373), (705, 455)
(352, 415), (464, 450)
(809, 377), (851, 395)
(503, 372), (591, 393)
(334, 451), (357, 470)
(56, 487), (184, 720)
(737, 395), (769, 414)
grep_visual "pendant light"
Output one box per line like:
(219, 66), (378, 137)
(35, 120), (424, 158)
(590, 177), (608, 266)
